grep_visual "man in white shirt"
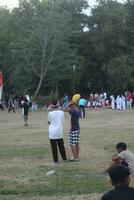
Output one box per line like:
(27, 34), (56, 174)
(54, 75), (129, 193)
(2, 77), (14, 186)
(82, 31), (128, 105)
(48, 100), (67, 163)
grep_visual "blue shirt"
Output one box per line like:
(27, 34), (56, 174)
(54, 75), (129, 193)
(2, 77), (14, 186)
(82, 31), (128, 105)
(78, 98), (87, 106)
(69, 109), (80, 131)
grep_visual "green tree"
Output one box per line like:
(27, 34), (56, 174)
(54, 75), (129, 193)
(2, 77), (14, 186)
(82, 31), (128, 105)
(10, 0), (88, 98)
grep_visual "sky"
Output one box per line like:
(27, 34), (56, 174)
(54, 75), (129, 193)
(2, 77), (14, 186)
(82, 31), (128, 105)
(0, 0), (125, 10)
(0, 0), (98, 9)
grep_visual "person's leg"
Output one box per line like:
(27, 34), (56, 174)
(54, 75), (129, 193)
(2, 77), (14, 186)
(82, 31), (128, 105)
(79, 105), (83, 118)
(50, 139), (58, 163)
(70, 144), (78, 159)
(75, 130), (80, 159)
(8, 105), (11, 113)
(12, 105), (15, 113)
(103, 161), (120, 174)
(121, 160), (128, 167)
(58, 138), (67, 161)
(71, 130), (80, 160)
(24, 115), (28, 126)
(83, 106), (85, 118)
(76, 143), (80, 159)
(69, 131), (76, 159)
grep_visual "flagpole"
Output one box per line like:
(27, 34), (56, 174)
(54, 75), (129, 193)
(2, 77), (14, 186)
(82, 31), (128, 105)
(72, 65), (75, 94)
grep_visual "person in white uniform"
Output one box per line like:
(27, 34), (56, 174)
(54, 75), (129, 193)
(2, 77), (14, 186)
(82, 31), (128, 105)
(121, 95), (126, 110)
(116, 95), (122, 110)
(110, 95), (115, 110)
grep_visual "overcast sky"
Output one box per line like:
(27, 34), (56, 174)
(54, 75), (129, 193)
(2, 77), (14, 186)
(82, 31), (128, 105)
(0, 0), (126, 10)
(0, 0), (98, 9)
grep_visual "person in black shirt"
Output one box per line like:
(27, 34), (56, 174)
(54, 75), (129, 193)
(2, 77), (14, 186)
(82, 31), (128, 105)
(64, 101), (80, 162)
(22, 99), (30, 126)
(101, 165), (134, 200)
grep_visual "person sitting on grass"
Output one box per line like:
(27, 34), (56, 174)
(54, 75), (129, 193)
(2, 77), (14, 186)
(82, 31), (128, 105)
(102, 142), (134, 175)
(101, 165), (134, 200)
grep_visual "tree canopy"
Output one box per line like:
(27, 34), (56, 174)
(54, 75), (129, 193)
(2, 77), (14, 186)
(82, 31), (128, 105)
(0, 0), (134, 99)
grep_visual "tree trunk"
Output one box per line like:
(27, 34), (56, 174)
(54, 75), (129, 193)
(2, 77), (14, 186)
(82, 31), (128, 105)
(54, 83), (59, 99)
(33, 76), (43, 100)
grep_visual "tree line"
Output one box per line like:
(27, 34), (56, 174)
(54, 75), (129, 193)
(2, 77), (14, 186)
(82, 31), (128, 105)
(0, 0), (134, 99)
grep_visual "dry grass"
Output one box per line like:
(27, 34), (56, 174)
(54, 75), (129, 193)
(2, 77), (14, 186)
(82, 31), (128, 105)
(0, 108), (134, 199)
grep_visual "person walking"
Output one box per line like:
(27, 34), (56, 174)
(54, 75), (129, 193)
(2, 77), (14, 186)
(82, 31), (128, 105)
(48, 100), (67, 164)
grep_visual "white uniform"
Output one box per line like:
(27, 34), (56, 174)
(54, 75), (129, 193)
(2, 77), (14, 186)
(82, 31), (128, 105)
(121, 95), (126, 110)
(110, 95), (115, 110)
(116, 95), (121, 110)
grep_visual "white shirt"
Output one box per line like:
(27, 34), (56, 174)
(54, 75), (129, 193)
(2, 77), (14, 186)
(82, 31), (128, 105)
(110, 95), (115, 102)
(48, 110), (65, 139)
(118, 150), (134, 175)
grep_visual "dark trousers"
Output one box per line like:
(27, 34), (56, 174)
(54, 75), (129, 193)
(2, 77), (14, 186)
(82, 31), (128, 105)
(50, 138), (67, 162)
(8, 104), (15, 113)
(80, 105), (85, 118)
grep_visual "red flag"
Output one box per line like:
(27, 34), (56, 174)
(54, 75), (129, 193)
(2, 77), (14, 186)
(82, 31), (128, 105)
(0, 71), (3, 87)
(0, 71), (3, 101)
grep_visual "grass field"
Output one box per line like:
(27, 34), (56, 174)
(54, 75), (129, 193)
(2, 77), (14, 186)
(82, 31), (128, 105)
(0, 108), (134, 200)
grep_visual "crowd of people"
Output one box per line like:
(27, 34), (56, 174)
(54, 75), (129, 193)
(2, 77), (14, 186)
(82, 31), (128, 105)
(47, 98), (134, 199)
(1, 91), (134, 199)
(87, 91), (134, 110)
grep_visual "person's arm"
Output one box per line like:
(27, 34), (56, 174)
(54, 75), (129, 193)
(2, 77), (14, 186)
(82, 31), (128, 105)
(112, 155), (123, 162)
(112, 151), (126, 162)
(63, 103), (70, 112)
(47, 113), (51, 124)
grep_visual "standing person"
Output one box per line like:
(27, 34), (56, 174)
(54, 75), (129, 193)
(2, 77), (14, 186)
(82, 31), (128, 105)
(78, 97), (87, 118)
(64, 101), (80, 162)
(48, 100), (67, 164)
(121, 94), (126, 110)
(127, 91), (133, 108)
(22, 98), (30, 126)
(8, 95), (15, 113)
(5, 93), (9, 108)
(101, 165), (134, 200)
(116, 95), (121, 110)
(62, 93), (69, 109)
(110, 95), (115, 110)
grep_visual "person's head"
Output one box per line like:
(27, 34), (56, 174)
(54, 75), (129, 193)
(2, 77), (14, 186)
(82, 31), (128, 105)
(109, 165), (130, 186)
(51, 100), (59, 109)
(68, 101), (77, 109)
(116, 142), (127, 153)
